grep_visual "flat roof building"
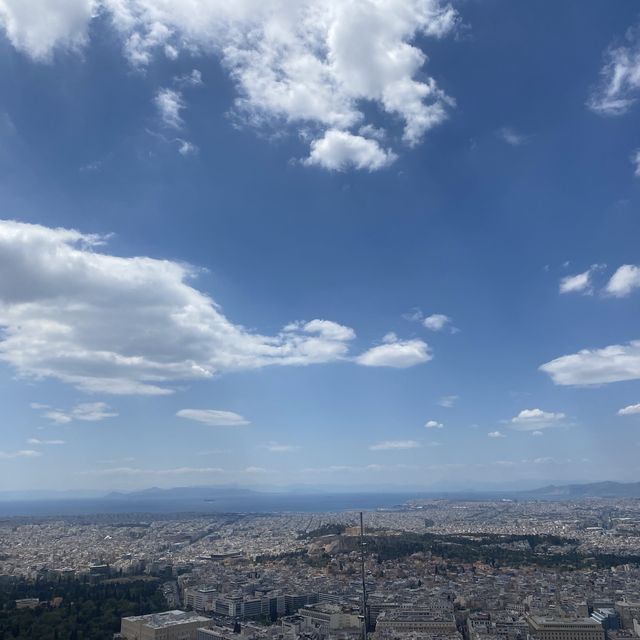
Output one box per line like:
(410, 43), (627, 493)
(375, 609), (458, 635)
(121, 609), (212, 640)
(526, 617), (605, 640)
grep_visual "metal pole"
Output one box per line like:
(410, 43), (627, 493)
(360, 511), (368, 640)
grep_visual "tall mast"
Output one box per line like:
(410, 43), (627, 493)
(360, 511), (368, 640)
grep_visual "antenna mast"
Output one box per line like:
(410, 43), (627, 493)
(360, 511), (368, 640)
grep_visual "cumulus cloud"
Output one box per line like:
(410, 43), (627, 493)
(509, 408), (565, 431)
(618, 403), (640, 416)
(304, 130), (397, 171)
(356, 334), (431, 368)
(487, 431), (505, 438)
(0, 220), (366, 395)
(176, 409), (249, 427)
(0, 0), (458, 170)
(27, 438), (65, 445)
(39, 402), (118, 424)
(605, 264), (640, 297)
(588, 24), (640, 116)
(424, 420), (443, 429)
(0, 0), (97, 62)
(559, 265), (603, 295)
(540, 341), (640, 386)
(423, 313), (451, 331)
(284, 319), (356, 342)
(369, 440), (420, 450)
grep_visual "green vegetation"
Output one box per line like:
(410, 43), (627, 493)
(260, 531), (640, 572)
(364, 532), (640, 569)
(299, 523), (347, 539)
(0, 577), (167, 639)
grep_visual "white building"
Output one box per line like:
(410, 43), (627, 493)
(120, 609), (212, 640)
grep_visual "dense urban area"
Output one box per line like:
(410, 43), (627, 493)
(1, 499), (640, 639)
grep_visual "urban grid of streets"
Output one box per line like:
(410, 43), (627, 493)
(3, 501), (640, 612)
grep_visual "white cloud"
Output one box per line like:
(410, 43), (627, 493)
(605, 264), (640, 297)
(540, 341), (640, 386)
(559, 272), (590, 294)
(437, 395), (457, 407)
(0, 220), (362, 395)
(155, 88), (185, 129)
(632, 149), (640, 177)
(265, 442), (297, 452)
(422, 313), (450, 331)
(498, 127), (527, 146)
(509, 408), (565, 431)
(559, 267), (597, 295)
(0, 449), (41, 459)
(531, 430), (544, 436)
(356, 334), (431, 368)
(533, 456), (555, 465)
(304, 130), (397, 171)
(369, 439), (420, 450)
(36, 402), (118, 424)
(177, 139), (198, 156)
(43, 411), (73, 424)
(487, 431), (505, 438)
(243, 466), (271, 474)
(0, 0), (97, 62)
(285, 319), (356, 342)
(619, 403), (640, 416)
(175, 69), (203, 87)
(176, 409), (249, 427)
(424, 420), (443, 429)
(0, 0), (458, 170)
(27, 438), (65, 445)
(588, 24), (640, 116)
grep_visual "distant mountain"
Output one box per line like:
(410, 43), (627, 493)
(4, 482), (640, 518)
(522, 481), (640, 498)
(104, 485), (261, 501)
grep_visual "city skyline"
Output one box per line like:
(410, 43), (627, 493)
(0, 0), (639, 491)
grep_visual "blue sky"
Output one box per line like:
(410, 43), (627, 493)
(0, 0), (640, 492)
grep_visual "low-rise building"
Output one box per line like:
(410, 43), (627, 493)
(120, 609), (212, 640)
(375, 609), (457, 636)
(526, 616), (605, 640)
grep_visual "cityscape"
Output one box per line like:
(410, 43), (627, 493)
(3, 496), (640, 638)
(1, 0), (640, 638)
